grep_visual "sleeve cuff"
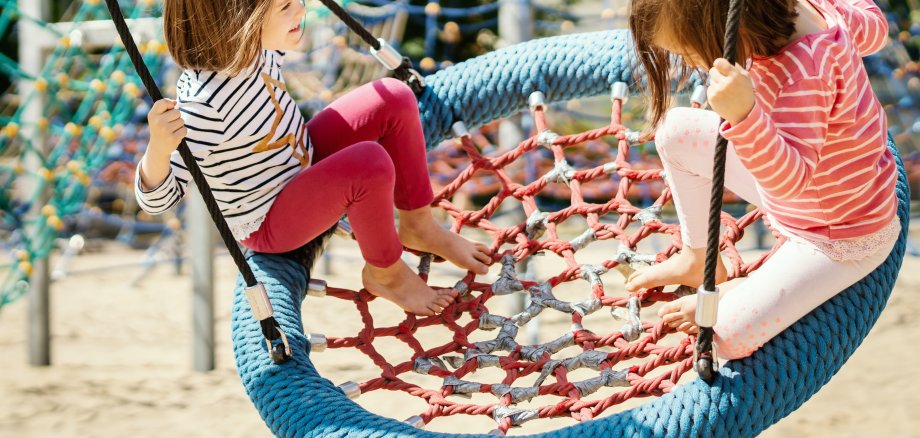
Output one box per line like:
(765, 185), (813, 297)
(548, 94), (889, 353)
(719, 102), (765, 149)
(135, 161), (175, 196)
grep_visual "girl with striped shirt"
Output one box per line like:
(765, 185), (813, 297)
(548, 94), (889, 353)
(625, 0), (900, 359)
(136, 0), (491, 316)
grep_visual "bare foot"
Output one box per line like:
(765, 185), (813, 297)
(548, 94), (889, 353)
(398, 207), (491, 275)
(625, 247), (727, 293)
(658, 295), (700, 334)
(362, 261), (457, 316)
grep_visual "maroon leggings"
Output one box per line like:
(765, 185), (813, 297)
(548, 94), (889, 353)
(241, 78), (434, 267)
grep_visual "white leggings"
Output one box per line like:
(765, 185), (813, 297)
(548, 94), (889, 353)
(657, 108), (899, 360)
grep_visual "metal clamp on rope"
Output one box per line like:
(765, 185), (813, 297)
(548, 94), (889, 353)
(691, 85), (708, 106)
(452, 121), (470, 138)
(338, 381), (361, 399)
(307, 279), (327, 297)
(695, 285), (719, 328)
(306, 333), (327, 352)
(694, 285), (720, 382)
(611, 82), (629, 103)
(404, 415), (425, 429)
(528, 91), (546, 111)
(245, 283), (274, 321)
(267, 328), (292, 364)
(369, 38), (403, 70)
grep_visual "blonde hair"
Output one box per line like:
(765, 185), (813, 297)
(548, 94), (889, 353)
(164, 0), (273, 76)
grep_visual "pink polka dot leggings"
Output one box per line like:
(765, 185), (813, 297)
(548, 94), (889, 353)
(656, 108), (897, 360)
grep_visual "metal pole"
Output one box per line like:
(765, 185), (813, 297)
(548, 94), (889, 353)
(498, 0), (537, 343)
(20, 0), (52, 367)
(188, 185), (215, 371)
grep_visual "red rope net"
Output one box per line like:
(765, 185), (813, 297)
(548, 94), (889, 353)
(318, 88), (785, 434)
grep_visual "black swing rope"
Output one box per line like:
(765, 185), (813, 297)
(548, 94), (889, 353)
(103, 0), (422, 364)
(695, 0), (747, 383)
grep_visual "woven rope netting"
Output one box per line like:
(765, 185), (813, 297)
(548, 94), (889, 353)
(310, 88), (785, 434)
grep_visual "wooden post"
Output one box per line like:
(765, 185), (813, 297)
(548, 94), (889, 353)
(20, 0), (52, 367)
(498, 0), (538, 344)
(188, 185), (215, 371)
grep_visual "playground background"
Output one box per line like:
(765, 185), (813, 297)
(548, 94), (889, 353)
(2, 0), (919, 436)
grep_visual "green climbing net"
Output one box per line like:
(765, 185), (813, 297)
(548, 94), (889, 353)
(0, 0), (167, 309)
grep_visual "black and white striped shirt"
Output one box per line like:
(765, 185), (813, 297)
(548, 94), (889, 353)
(135, 50), (312, 240)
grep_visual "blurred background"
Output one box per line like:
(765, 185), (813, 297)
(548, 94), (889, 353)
(1, 0), (918, 436)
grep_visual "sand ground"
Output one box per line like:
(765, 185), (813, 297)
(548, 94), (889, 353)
(1, 222), (919, 438)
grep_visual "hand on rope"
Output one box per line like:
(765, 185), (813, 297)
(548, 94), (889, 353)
(707, 58), (755, 125)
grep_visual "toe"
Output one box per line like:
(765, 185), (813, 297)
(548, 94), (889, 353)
(625, 272), (647, 292)
(676, 321), (697, 334)
(661, 312), (685, 325)
(473, 250), (492, 265)
(657, 301), (679, 317)
(433, 294), (454, 308)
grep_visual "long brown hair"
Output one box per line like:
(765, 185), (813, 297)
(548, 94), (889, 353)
(164, 0), (274, 76)
(629, 0), (798, 127)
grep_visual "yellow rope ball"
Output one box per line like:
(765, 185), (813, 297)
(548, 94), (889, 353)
(59, 35), (71, 48)
(560, 20), (574, 32)
(65, 122), (82, 136)
(320, 90), (334, 102)
(124, 83), (141, 98)
(39, 168), (54, 181)
(18, 261), (33, 276)
(37, 118), (49, 131)
(112, 71), (126, 85)
(35, 78), (49, 92)
(48, 216), (64, 231)
(79, 174), (91, 186)
(14, 163), (25, 175)
(41, 205), (56, 217)
(600, 8), (616, 20)
(17, 250), (30, 262)
(148, 40), (166, 55)
(2, 122), (19, 138)
(424, 2), (441, 16)
(333, 35), (347, 49)
(100, 126), (117, 143)
(167, 217), (182, 231)
(89, 116), (103, 130)
(85, 0), (100, 5)
(90, 79), (107, 93)
(66, 160), (83, 173)
(420, 57), (437, 71)
(56, 73), (69, 87)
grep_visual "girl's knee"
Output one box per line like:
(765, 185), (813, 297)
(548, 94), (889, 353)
(376, 77), (418, 110)
(714, 326), (768, 361)
(655, 107), (718, 159)
(352, 142), (395, 182)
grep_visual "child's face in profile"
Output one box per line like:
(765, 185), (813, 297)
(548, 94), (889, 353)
(261, 0), (307, 51)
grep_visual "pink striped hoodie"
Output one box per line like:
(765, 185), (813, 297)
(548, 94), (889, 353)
(721, 0), (896, 241)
